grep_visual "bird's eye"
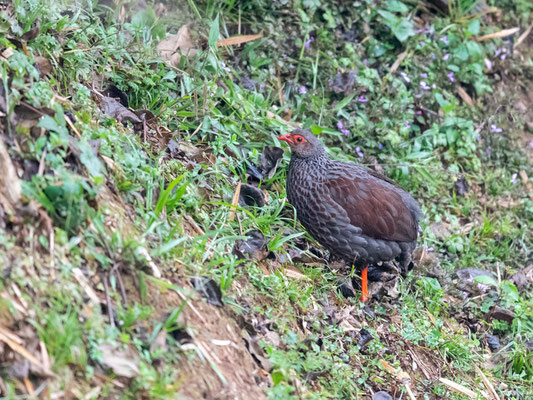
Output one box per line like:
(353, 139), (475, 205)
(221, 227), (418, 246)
(295, 136), (303, 143)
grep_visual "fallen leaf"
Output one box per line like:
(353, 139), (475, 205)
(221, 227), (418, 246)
(456, 85), (474, 107)
(477, 27), (519, 41)
(99, 96), (141, 124)
(233, 230), (269, 261)
(438, 378), (477, 398)
(0, 140), (21, 213)
(260, 146), (284, 179)
(217, 33), (263, 46)
(34, 56), (52, 76)
(228, 181), (241, 222)
(98, 343), (140, 378)
(191, 276), (224, 307)
(329, 70), (357, 95)
(239, 183), (265, 207)
(157, 24), (198, 68)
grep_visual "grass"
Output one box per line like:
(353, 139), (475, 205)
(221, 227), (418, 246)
(0, 0), (532, 398)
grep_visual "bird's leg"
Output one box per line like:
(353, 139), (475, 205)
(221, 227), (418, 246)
(360, 266), (369, 302)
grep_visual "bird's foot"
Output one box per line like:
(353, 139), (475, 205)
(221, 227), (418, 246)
(360, 266), (369, 303)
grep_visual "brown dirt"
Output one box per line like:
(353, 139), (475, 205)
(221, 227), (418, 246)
(138, 275), (269, 400)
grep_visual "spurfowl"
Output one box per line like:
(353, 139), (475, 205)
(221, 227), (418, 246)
(278, 129), (422, 302)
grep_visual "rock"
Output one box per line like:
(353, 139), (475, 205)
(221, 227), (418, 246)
(358, 328), (373, 349)
(488, 306), (515, 324)
(373, 391), (394, 400)
(486, 334), (500, 352)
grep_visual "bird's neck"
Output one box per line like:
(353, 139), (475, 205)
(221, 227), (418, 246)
(289, 151), (329, 176)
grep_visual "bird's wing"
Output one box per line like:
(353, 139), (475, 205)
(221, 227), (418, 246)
(326, 169), (419, 242)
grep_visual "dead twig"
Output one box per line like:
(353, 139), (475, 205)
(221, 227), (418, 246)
(103, 274), (115, 328)
(514, 23), (533, 50)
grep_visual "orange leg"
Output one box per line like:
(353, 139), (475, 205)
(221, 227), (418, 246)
(360, 266), (369, 302)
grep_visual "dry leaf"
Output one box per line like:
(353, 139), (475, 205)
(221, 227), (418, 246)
(35, 56), (52, 76)
(0, 139), (21, 213)
(438, 378), (477, 398)
(0, 328), (52, 376)
(475, 366), (499, 400)
(283, 266), (309, 280)
(456, 86), (474, 107)
(389, 50), (409, 74)
(514, 23), (533, 50)
(98, 344), (140, 378)
(217, 34), (263, 46)
(228, 181), (241, 222)
(477, 27), (519, 42)
(157, 24), (198, 68)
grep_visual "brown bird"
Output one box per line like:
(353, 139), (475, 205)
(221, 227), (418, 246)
(278, 129), (422, 301)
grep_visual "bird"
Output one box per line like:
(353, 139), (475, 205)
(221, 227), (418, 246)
(278, 129), (423, 302)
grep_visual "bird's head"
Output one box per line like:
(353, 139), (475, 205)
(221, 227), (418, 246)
(278, 129), (324, 158)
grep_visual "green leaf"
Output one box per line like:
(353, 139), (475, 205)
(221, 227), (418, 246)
(467, 19), (480, 35)
(378, 10), (414, 42)
(474, 275), (498, 287)
(78, 140), (105, 178)
(386, 0), (409, 13)
(271, 370), (285, 386)
(501, 281), (519, 302)
(208, 14), (220, 48)
(155, 173), (187, 216)
(393, 18), (415, 42)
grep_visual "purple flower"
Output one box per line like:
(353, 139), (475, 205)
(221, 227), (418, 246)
(511, 173), (517, 185)
(440, 36), (449, 45)
(431, 53), (436, 60)
(416, 110), (422, 115)
(378, 144), (383, 149)
(289, 64), (295, 69)
(355, 146), (364, 158)
(447, 71), (455, 82)
(299, 86), (307, 94)
(442, 53), (450, 61)
(420, 41), (425, 47)
(420, 73), (428, 78)
(414, 92), (423, 98)
(259, 83), (265, 89)
(404, 120), (411, 128)
(358, 95), (368, 102)
(363, 59), (367, 65)
(529, 139), (533, 148)
(282, 53), (287, 59)
(500, 53), (507, 61)
(400, 72), (410, 83)
(341, 129), (350, 135)
(484, 58), (493, 70)
(420, 81), (431, 90)
(491, 124), (502, 133)
(486, 147), (491, 156)
(494, 49), (502, 57)
(432, 83), (436, 89)
(304, 36), (314, 49)
(337, 121), (344, 129)
(476, 136), (481, 142)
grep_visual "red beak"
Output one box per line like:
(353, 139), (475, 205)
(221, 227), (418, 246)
(278, 134), (292, 144)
